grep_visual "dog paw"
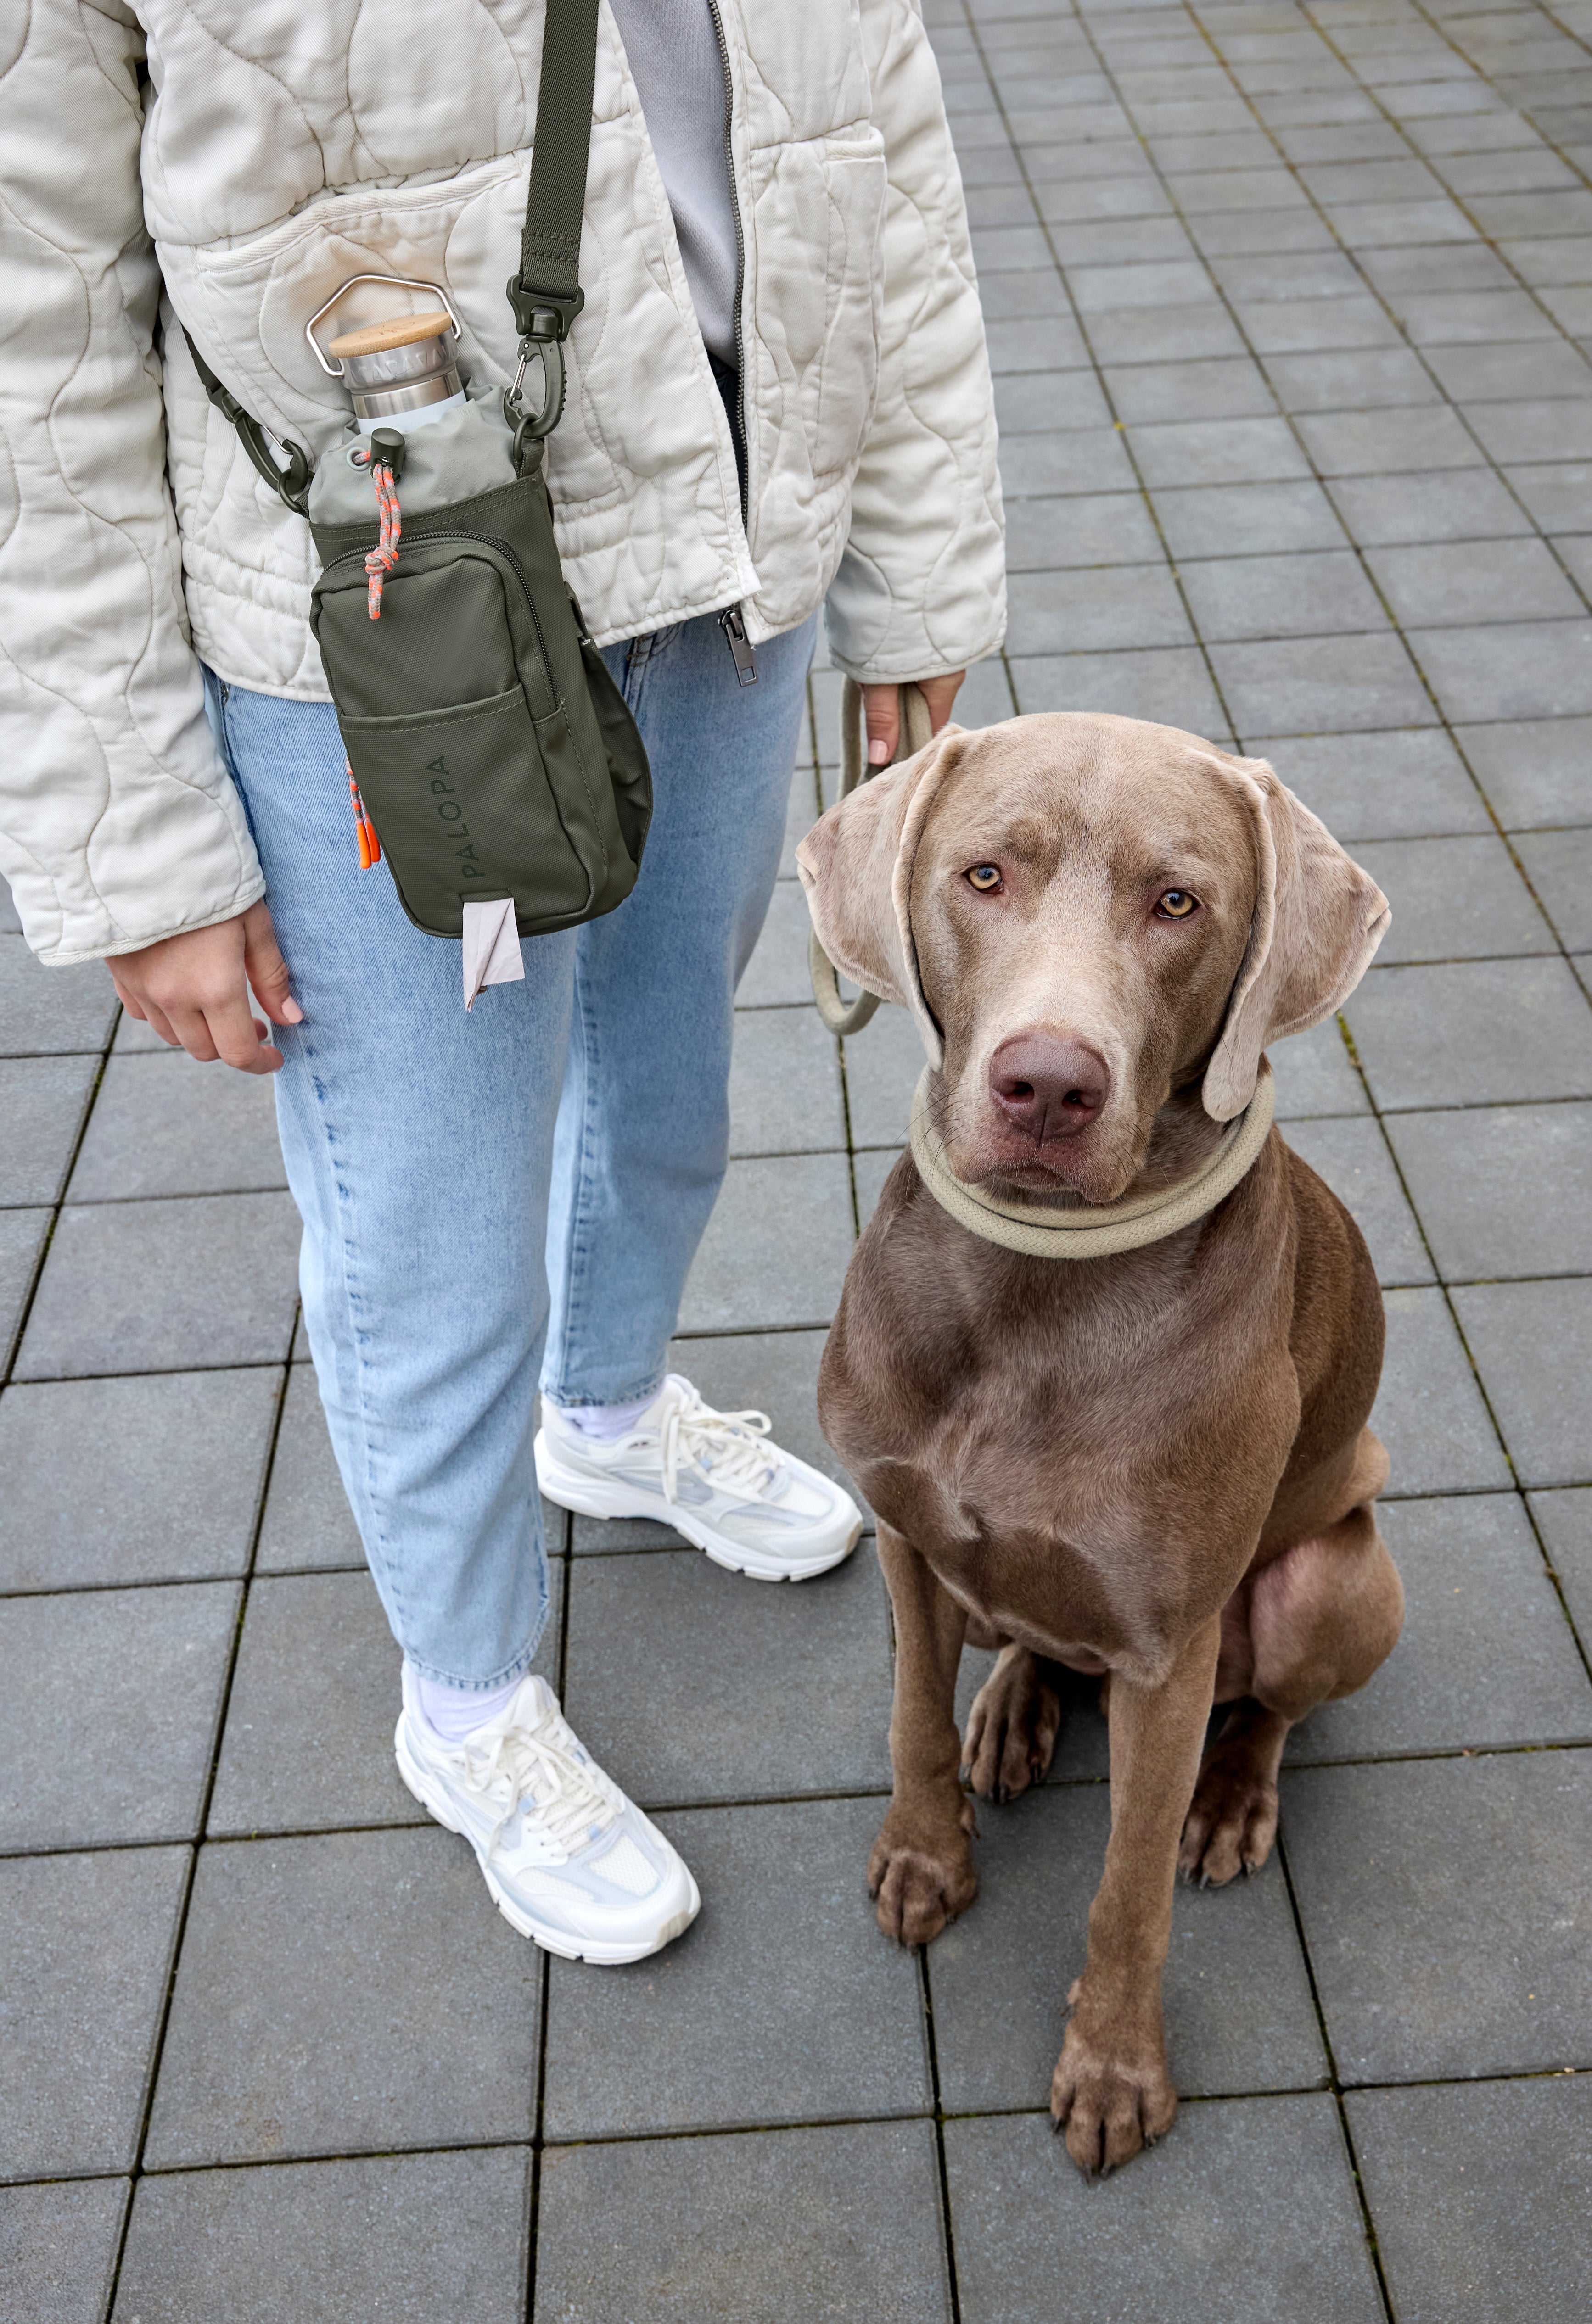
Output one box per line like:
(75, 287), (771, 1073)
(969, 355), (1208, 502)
(868, 1805), (977, 1947)
(1178, 1761), (1279, 1887)
(1049, 2011), (1177, 2178)
(962, 1650), (1062, 1803)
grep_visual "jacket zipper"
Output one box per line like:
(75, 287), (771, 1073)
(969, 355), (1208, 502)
(705, 0), (758, 687)
(325, 530), (557, 702)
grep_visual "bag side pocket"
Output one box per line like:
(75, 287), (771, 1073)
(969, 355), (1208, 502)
(341, 687), (594, 939)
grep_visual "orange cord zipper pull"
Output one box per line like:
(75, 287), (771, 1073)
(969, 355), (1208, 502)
(348, 762), (381, 867)
(364, 457), (402, 619)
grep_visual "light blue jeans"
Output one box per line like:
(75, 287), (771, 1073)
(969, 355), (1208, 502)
(213, 610), (816, 1690)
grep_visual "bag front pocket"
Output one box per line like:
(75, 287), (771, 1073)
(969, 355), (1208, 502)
(340, 687), (595, 939)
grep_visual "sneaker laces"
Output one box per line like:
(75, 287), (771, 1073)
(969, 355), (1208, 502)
(456, 1698), (622, 1862)
(658, 1380), (781, 1505)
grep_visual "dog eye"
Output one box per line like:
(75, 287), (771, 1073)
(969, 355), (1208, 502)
(965, 864), (1003, 893)
(1155, 889), (1199, 919)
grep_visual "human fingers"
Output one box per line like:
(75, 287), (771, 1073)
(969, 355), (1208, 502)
(861, 682), (900, 768)
(241, 899), (303, 1027)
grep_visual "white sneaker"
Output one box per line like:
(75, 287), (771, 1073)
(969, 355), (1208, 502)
(395, 1667), (699, 1964)
(535, 1375), (863, 1582)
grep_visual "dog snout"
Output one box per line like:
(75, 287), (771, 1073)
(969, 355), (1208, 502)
(988, 1033), (1110, 1142)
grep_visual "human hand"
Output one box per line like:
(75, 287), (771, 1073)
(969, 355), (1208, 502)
(107, 899), (302, 1074)
(860, 670), (966, 767)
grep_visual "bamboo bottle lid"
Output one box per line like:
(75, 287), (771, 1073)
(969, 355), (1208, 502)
(326, 310), (455, 358)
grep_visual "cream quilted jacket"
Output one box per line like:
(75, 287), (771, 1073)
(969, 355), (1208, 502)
(0, 0), (1004, 965)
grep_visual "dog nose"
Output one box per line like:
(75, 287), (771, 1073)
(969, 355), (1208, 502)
(988, 1034), (1110, 1140)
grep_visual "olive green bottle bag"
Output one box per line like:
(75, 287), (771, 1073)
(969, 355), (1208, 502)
(188, 0), (651, 941)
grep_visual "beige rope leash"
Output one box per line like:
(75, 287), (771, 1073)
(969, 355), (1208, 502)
(908, 1059), (1276, 1259)
(808, 678), (934, 1036)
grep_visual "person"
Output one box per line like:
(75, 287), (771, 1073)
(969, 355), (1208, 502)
(0, 0), (1005, 1962)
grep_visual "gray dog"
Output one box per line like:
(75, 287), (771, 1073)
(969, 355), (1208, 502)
(799, 711), (1401, 2177)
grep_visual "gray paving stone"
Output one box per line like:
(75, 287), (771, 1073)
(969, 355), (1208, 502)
(1152, 480), (1350, 558)
(1297, 404), (1485, 476)
(974, 266), (1071, 322)
(844, 1002), (929, 1151)
(1009, 647), (1228, 737)
(66, 1052), (285, 1202)
(1395, 288), (1558, 343)
(1235, 292), (1403, 355)
(563, 1544), (891, 1808)
(1454, 1278), (1592, 1488)
(1467, 395), (1592, 465)
(1346, 2076), (1592, 2324)
(0, 1579), (240, 1851)
(15, 1192), (303, 1379)
(1344, 959), (1592, 1110)
(253, 1363), (363, 1572)
(0, 874), (17, 934)
(994, 366), (1112, 433)
(1421, 337), (1592, 400)
(1372, 1285), (1512, 1499)
(1516, 827), (1592, 951)
(0, 1056), (96, 1207)
(1212, 633), (1434, 738)
(1287, 1492), (1592, 1763)
(998, 428), (1137, 498)
(1386, 1102), (1592, 1279)
(1084, 300), (1250, 367)
(1103, 357), (1278, 424)
(0, 1207), (49, 1369)
(1354, 833), (1557, 961)
(1004, 564), (1193, 654)
(1178, 549), (1388, 642)
(1127, 416), (1311, 490)
(944, 2097), (1383, 2324)
(728, 1006), (845, 1157)
(0, 937), (118, 1058)
(1284, 1115), (1433, 1285)
(740, 877), (818, 1008)
(1269, 1014), (1369, 1120)
(1530, 1486), (1592, 1649)
(1367, 537), (1585, 629)
(144, 1825), (541, 2168)
(1327, 467), (1533, 545)
(1261, 345), (1440, 411)
(930, 1782), (1326, 2113)
(542, 1796), (930, 2141)
(982, 314), (1090, 374)
(1003, 490), (1162, 570)
(0, 2177), (127, 2324)
(0, 1845), (188, 2179)
(1191, 208), (1338, 260)
(112, 2148), (532, 2324)
(207, 1564), (562, 1838)
(1508, 458), (1592, 532)
(535, 2121), (951, 2324)
(1282, 1749), (1592, 2082)
(0, 1369), (279, 1592)
(1457, 714), (1592, 829)
(1264, 727), (1491, 841)
(678, 1152), (854, 1332)
(1412, 620), (1592, 723)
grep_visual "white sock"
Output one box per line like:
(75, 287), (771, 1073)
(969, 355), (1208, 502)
(552, 1390), (659, 1442)
(413, 1666), (524, 1743)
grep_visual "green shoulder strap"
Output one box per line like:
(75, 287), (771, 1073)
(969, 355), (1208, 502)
(184, 0), (600, 506)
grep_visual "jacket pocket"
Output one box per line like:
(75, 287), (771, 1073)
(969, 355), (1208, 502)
(340, 687), (595, 938)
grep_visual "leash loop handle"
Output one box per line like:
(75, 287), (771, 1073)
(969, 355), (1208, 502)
(808, 678), (933, 1037)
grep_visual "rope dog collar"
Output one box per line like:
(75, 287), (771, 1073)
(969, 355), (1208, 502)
(907, 1059), (1275, 1259)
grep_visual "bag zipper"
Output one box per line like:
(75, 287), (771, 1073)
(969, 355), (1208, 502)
(705, 0), (757, 687)
(324, 528), (557, 704)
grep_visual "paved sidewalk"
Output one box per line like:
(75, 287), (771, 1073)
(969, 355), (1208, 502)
(5, 0), (1592, 2315)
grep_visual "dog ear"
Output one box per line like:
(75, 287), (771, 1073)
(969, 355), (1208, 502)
(796, 726), (966, 1070)
(1202, 755), (1390, 1122)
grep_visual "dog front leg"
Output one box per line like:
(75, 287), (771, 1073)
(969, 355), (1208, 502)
(1052, 1613), (1222, 2176)
(869, 1520), (977, 1946)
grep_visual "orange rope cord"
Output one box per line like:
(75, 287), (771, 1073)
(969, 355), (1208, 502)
(348, 761), (381, 868)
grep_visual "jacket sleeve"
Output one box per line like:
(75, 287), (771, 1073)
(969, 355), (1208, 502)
(825, 0), (1007, 687)
(0, 0), (263, 966)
